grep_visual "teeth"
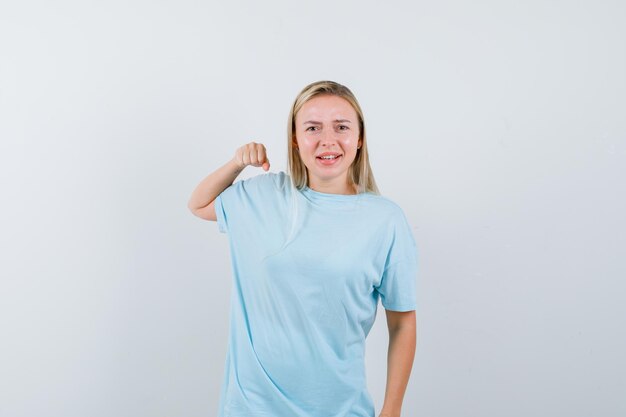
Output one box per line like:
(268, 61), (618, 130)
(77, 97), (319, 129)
(320, 155), (338, 159)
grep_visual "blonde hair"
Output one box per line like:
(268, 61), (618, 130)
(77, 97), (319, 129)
(287, 80), (380, 194)
(264, 80), (380, 259)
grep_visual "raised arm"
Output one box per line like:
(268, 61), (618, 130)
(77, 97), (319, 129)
(187, 142), (270, 221)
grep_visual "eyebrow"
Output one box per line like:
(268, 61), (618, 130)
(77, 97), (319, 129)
(303, 119), (352, 125)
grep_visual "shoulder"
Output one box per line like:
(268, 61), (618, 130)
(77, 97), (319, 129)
(371, 196), (418, 263)
(267, 170), (290, 188)
(365, 194), (416, 249)
(231, 170), (288, 187)
(242, 170), (290, 190)
(223, 171), (291, 201)
(363, 193), (408, 223)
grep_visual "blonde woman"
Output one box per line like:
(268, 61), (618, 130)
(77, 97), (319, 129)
(188, 80), (418, 417)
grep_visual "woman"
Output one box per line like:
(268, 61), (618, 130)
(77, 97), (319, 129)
(188, 80), (418, 417)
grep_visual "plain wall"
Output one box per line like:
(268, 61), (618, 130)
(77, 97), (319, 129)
(1, 0), (624, 416)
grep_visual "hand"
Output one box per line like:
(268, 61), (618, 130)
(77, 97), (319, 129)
(232, 142), (271, 172)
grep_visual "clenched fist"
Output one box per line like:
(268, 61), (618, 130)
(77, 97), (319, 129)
(232, 142), (271, 172)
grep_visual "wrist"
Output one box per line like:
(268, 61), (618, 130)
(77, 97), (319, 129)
(229, 157), (245, 172)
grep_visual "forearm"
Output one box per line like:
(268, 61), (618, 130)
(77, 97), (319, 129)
(187, 158), (244, 210)
(380, 325), (416, 416)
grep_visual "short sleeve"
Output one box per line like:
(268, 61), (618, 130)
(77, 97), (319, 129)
(214, 192), (228, 233)
(375, 209), (419, 312)
(213, 172), (276, 234)
(213, 175), (256, 234)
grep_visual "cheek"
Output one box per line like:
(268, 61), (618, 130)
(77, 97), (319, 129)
(301, 137), (317, 149)
(340, 137), (358, 148)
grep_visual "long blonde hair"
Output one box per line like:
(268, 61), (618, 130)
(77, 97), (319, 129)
(265, 81), (380, 258)
(287, 80), (380, 194)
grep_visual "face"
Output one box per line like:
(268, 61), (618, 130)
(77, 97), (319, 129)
(293, 94), (362, 188)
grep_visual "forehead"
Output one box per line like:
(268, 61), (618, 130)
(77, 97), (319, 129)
(296, 94), (357, 122)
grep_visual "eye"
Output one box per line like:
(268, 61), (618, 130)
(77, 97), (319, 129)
(338, 125), (349, 130)
(306, 126), (318, 131)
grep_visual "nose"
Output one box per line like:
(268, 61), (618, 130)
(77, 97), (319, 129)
(319, 128), (340, 144)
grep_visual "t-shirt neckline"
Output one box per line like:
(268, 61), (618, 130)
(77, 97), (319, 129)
(301, 185), (368, 201)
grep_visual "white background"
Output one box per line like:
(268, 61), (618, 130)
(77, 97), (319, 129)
(1, 1), (624, 416)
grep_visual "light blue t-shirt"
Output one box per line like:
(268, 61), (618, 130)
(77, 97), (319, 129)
(213, 171), (418, 417)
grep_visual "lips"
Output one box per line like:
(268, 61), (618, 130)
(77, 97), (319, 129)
(316, 154), (342, 165)
(316, 153), (342, 158)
